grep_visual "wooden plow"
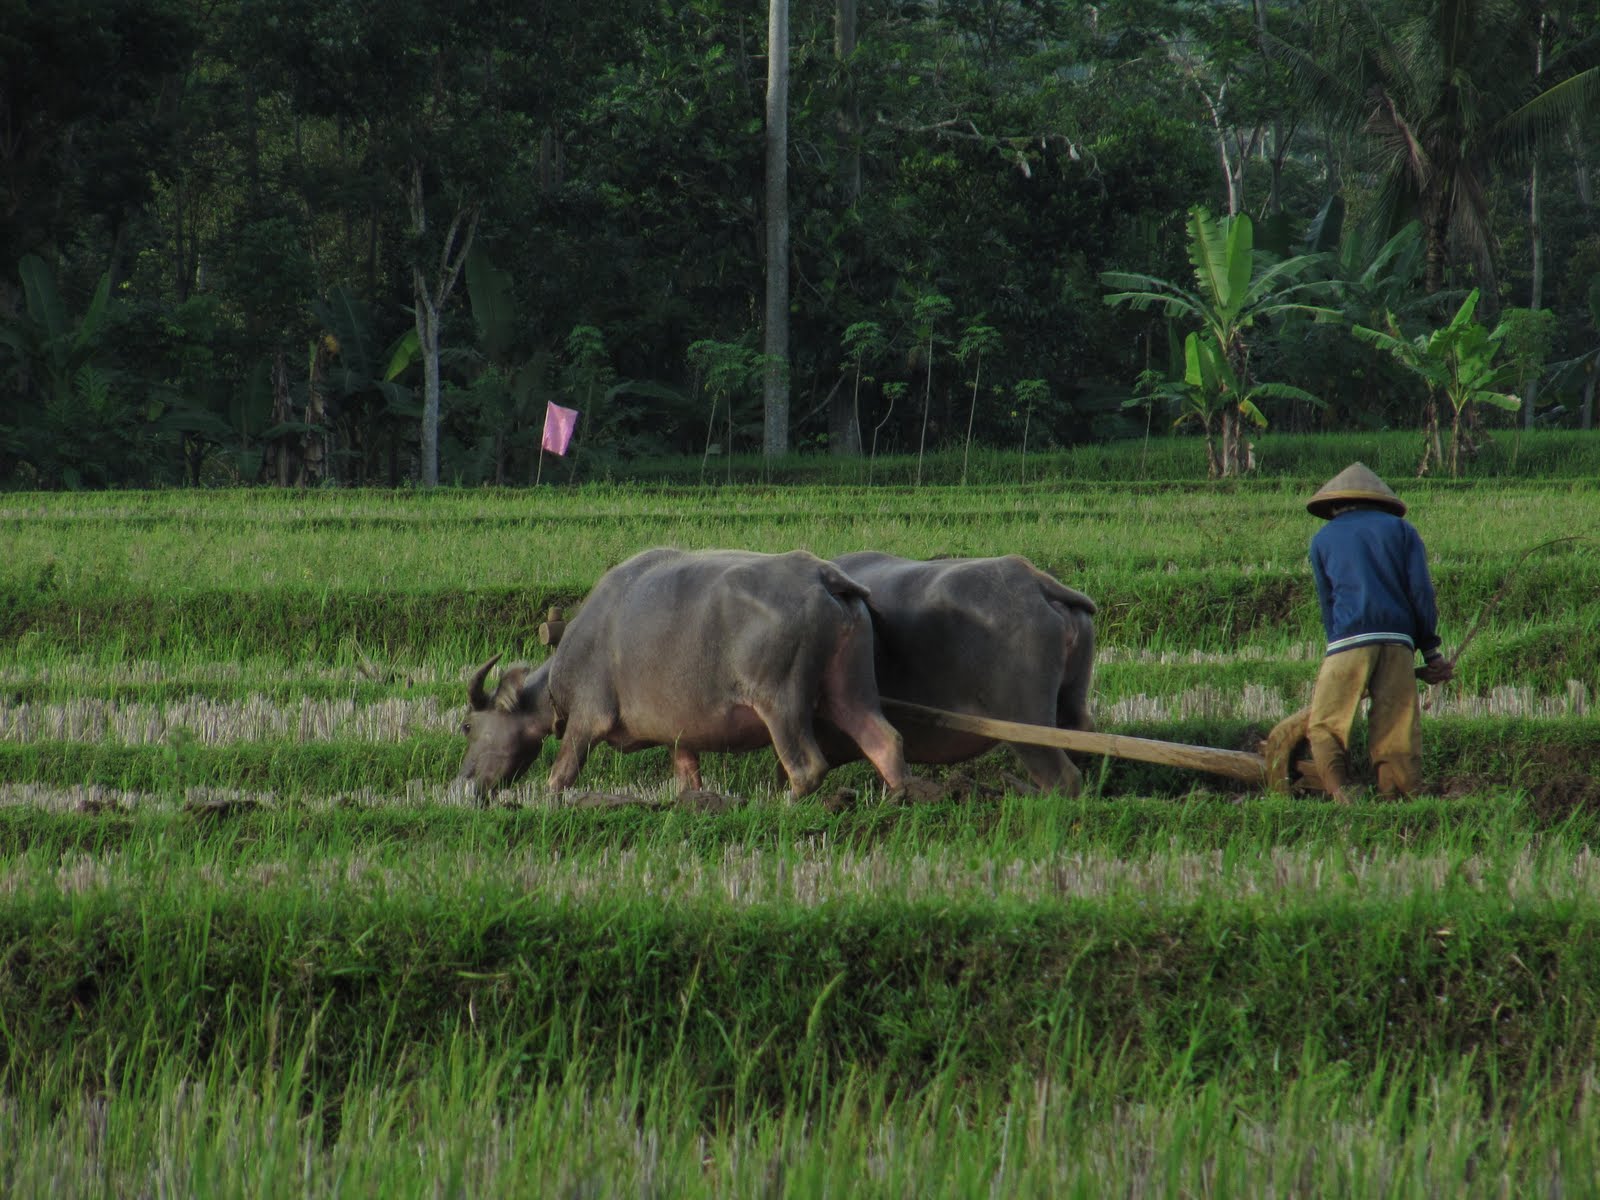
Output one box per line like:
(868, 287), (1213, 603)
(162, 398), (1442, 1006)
(879, 699), (1326, 795)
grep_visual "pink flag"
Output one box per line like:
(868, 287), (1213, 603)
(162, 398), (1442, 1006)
(541, 402), (579, 456)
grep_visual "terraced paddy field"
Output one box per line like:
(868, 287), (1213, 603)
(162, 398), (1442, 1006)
(2, 436), (1598, 1195)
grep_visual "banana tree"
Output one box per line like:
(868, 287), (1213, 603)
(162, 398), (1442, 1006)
(1174, 332), (1319, 478)
(1103, 207), (1339, 476)
(1353, 289), (1521, 478)
(0, 255), (111, 410)
(0, 255), (117, 485)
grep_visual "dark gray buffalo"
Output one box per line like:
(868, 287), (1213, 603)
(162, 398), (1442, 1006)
(457, 548), (913, 797)
(826, 552), (1097, 795)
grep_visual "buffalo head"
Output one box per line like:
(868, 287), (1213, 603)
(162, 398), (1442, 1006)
(456, 655), (556, 791)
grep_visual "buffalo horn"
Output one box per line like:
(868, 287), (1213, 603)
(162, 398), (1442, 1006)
(467, 654), (502, 711)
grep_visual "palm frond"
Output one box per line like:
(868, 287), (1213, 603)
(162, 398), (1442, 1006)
(1359, 222), (1423, 287)
(1485, 66), (1600, 168)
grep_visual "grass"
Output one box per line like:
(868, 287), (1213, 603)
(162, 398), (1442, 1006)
(0, 789), (1584, 862)
(6, 870), (1600, 1093)
(0, 717), (1591, 808)
(7, 1032), (1599, 1197)
(2, 441), (1599, 1194)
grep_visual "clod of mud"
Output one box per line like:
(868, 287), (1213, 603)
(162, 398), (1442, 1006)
(184, 796), (265, 820)
(675, 789), (744, 815)
(567, 791), (667, 811)
(822, 788), (858, 814)
(891, 777), (948, 806)
(942, 769), (1005, 802)
(1522, 774), (1600, 818)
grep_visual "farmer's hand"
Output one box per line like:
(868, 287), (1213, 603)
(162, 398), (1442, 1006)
(1416, 654), (1454, 685)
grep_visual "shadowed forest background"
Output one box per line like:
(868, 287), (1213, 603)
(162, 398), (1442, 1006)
(2, 0), (1598, 489)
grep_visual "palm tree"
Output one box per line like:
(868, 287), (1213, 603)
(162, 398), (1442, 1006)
(1103, 207), (1340, 477)
(1272, 0), (1600, 295)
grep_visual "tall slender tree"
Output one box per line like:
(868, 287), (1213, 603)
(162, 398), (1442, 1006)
(763, 0), (791, 459)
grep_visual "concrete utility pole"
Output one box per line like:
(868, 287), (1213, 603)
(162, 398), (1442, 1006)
(762, 0), (791, 459)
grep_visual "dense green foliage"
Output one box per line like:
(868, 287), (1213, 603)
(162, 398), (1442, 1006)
(3, 1), (1597, 489)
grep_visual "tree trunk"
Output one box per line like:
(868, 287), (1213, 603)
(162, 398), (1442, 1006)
(1219, 408), (1239, 477)
(1424, 201), (1449, 295)
(961, 353), (980, 485)
(1205, 92), (1238, 215)
(301, 337), (331, 486)
(835, 0), (860, 203)
(1582, 370), (1595, 431)
(1573, 119), (1594, 206)
(826, 0), (862, 458)
(1416, 395), (1443, 476)
(1525, 155), (1543, 428)
(1524, 12), (1546, 429)
(1252, 0), (1284, 214)
(917, 337), (934, 486)
(407, 161), (478, 488)
(830, 377), (863, 456)
(415, 294), (441, 488)
(762, 0), (791, 460)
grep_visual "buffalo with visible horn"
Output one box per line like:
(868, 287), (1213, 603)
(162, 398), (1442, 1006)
(458, 548), (915, 798)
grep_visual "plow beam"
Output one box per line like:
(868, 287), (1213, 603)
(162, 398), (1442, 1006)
(880, 699), (1271, 786)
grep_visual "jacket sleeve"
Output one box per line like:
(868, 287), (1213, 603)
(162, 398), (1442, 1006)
(1309, 540), (1334, 640)
(1404, 523), (1443, 656)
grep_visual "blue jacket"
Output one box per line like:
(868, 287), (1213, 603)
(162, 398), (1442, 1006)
(1309, 508), (1442, 658)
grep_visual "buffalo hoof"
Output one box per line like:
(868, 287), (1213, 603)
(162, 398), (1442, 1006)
(676, 788), (744, 815)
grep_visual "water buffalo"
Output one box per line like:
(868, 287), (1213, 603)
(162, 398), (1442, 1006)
(826, 552), (1097, 795)
(457, 548), (913, 798)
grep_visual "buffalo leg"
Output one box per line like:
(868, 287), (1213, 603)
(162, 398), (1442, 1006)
(756, 707), (833, 797)
(547, 734), (594, 792)
(1013, 745), (1084, 797)
(817, 630), (910, 792)
(672, 745), (704, 792)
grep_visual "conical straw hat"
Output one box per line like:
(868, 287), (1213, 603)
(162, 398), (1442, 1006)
(1306, 462), (1406, 519)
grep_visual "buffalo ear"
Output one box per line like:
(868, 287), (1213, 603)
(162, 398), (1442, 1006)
(467, 655), (502, 711)
(494, 666), (531, 711)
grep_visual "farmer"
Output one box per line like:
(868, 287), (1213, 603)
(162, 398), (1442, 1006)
(1306, 463), (1453, 803)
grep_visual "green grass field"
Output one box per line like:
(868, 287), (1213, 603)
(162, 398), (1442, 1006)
(2, 433), (1598, 1196)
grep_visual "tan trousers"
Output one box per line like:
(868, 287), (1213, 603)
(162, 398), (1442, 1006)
(1307, 643), (1423, 797)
